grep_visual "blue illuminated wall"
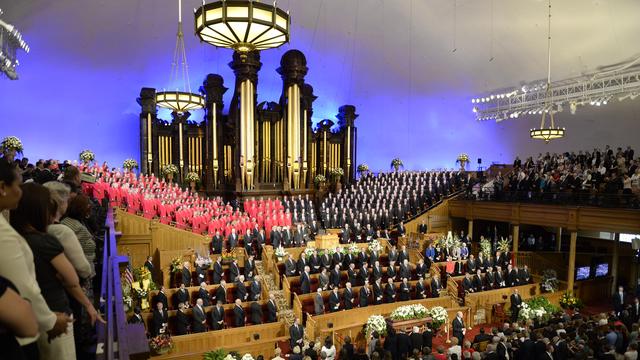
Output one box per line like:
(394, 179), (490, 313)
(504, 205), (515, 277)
(1, 1), (638, 172)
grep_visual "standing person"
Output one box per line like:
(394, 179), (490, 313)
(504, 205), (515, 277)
(452, 311), (466, 347)
(11, 182), (104, 358)
(614, 286), (626, 316)
(289, 317), (304, 350)
(510, 288), (523, 322)
(321, 336), (337, 360)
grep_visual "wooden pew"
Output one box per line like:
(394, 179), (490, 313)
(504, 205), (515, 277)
(153, 321), (288, 359)
(305, 296), (456, 340)
(147, 281), (254, 310)
(141, 300), (271, 334)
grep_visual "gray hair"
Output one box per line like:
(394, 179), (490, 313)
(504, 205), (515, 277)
(43, 181), (71, 218)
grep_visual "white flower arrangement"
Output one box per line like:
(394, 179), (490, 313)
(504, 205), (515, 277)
(123, 158), (139, 170)
(329, 168), (344, 178)
(391, 158), (403, 170)
(497, 237), (510, 253)
(123, 295), (133, 311)
(480, 237), (492, 257)
(195, 254), (212, 268)
(241, 354), (254, 360)
(390, 304), (429, 321)
(79, 149), (95, 162)
(162, 164), (179, 176)
(428, 306), (449, 323)
(224, 354), (236, 360)
(274, 246), (288, 258)
(368, 239), (382, 253)
(457, 153), (470, 162)
(365, 315), (387, 336)
(348, 243), (359, 255)
(1, 136), (23, 153)
(357, 163), (369, 173)
(185, 172), (200, 183)
(314, 174), (327, 185)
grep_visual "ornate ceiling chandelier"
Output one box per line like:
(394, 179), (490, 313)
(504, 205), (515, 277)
(155, 0), (205, 113)
(194, 0), (290, 55)
(0, 8), (30, 80)
(529, 0), (564, 142)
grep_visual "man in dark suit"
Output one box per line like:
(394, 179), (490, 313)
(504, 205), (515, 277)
(399, 278), (411, 301)
(309, 250), (320, 273)
(152, 301), (168, 336)
(341, 224), (351, 243)
(372, 261), (382, 281)
(300, 266), (311, 294)
(554, 333), (571, 360)
(387, 261), (397, 282)
(506, 265), (519, 287)
(182, 262), (192, 287)
(332, 249), (344, 269)
(410, 326), (424, 353)
(211, 300), (225, 330)
(235, 275), (248, 302)
(244, 255), (255, 280)
(314, 288), (325, 315)
(144, 256), (154, 275)
(510, 288), (523, 323)
(631, 297), (640, 323)
(415, 277), (427, 299)
(267, 294), (277, 322)
(347, 263), (357, 285)
(289, 317), (304, 349)
(415, 259), (428, 279)
(396, 221), (406, 236)
(519, 264), (531, 284)
(175, 303), (189, 335)
(250, 301), (263, 325)
(215, 280), (228, 304)
(452, 311), (465, 346)
(358, 263), (369, 286)
(399, 259), (411, 280)
(229, 259), (240, 283)
(154, 286), (169, 310)
(613, 286), (625, 316)
(175, 283), (190, 307)
(431, 277), (441, 298)
(422, 327), (433, 350)
(388, 245), (398, 263)
(418, 220), (428, 234)
(320, 250), (332, 270)
(359, 280), (370, 307)
(330, 264), (341, 289)
(250, 277), (261, 301)
(197, 282), (211, 306)
(472, 327), (492, 345)
(329, 287), (341, 312)
(398, 246), (409, 264)
(485, 268), (496, 290)
(285, 255), (297, 277)
(343, 251), (355, 270)
(466, 255), (477, 273)
(270, 226), (281, 248)
(213, 257), (224, 284)
(397, 330), (411, 359)
(462, 273), (474, 294)
(228, 228), (238, 250)
(384, 278), (396, 303)
(233, 299), (246, 327)
(192, 298), (207, 333)
(472, 270), (484, 292)
(128, 306), (144, 325)
(211, 230), (223, 254)
(297, 254), (308, 274)
(344, 282), (355, 309)
(373, 278), (384, 305)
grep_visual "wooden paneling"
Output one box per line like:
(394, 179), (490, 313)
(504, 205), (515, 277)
(116, 208), (152, 235)
(155, 321), (286, 358)
(116, 235), (152, 269)
(449, 200), (640, 233)
(152, 222), (211, 253)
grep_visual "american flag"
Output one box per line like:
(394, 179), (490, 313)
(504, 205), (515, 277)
(123, 263), (134, 286)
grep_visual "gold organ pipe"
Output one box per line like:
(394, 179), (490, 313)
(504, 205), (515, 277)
(147, 114), (152, 164)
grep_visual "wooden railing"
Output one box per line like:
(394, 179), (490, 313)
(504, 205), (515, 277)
(293, 293), (303, 323)
(97, 207), (148, 360)
(282, 276), (292, 308)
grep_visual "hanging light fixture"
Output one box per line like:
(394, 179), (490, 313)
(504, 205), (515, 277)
(530, 0), (565, 143)
(155, 0), (205, 113)
(194, 0), (290, 55)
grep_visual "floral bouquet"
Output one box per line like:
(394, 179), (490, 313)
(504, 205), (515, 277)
(541, 269), (559, 292)
(123, 295), (133, 312)
(132, 287), (148, 300)
(169, 257), (183, 274)
(79, 149), (95, 163)
(303, 247), (316, 259)
(497, 237), (510, 253)
(134, 266), (152, 282)
(162, 164), (179, 177)
(390, 304), (428, 321)
(479, 237), (492, 257)
(185, 172), (200, 183)
(559, 292), (583, 310)
(149, 334), (174, 354)
(1, 136), (23, 154)
(519, 296), (558, 322)
(365, 315), (387, 337)
(274, 246), (288, 259)
(123, 158), (138, 170)
(195, 254), (212, 268)
(456, 153), (470, 163)
(428, 306), (449, 331)
(348, 243), (359, 255)
(241, 354), (254, 360)
(368, 239), (382, 253)
(390, 158), (403, 171)
(314, 174), (327, 185)
(329, 168), (344, 179)
(357, 163), (369, 174)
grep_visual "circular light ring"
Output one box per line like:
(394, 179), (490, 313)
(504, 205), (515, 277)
(195, 0), (290, 52)
(530, 128), (566, 142)
(155, 91), (205, 112)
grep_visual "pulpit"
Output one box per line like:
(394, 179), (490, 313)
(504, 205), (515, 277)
(315, 233), (339, 250)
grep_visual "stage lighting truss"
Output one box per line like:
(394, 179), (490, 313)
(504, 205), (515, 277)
(0, 9), (30, 80)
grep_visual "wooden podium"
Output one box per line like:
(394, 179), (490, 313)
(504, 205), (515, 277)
(314, 233), (339, 250)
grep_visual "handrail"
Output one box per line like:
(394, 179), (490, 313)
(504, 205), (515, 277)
(463, 189), (640, 209)
(97, 206), (149, 359)
(391, 189), (464, 229)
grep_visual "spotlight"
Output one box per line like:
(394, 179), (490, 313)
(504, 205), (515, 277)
(472, 107), (478, 113)
(490, 95), (495, 100)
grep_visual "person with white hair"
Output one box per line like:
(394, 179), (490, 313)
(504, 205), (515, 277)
(44, 181), (92, 279)
(447, 337), (462, 359)
(271, 347), (284, 360)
